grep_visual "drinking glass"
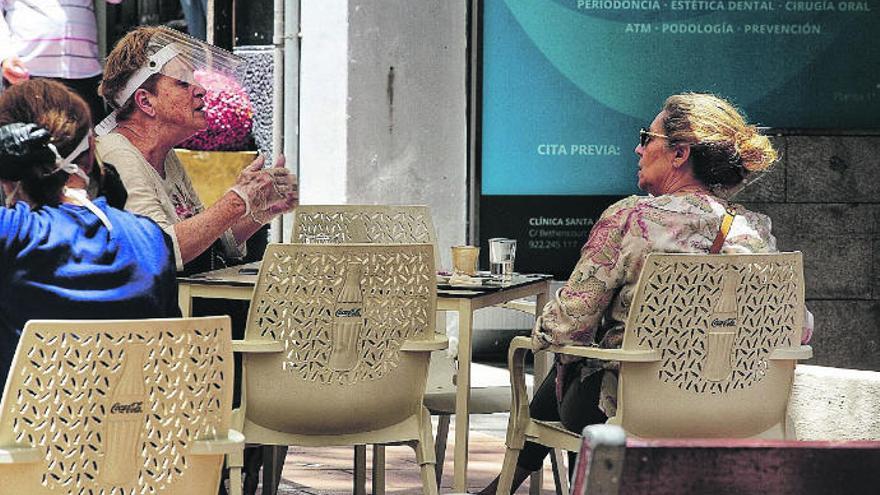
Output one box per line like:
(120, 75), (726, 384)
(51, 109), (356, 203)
(451, 245), (480, 276)
(489, 238), (517, 280)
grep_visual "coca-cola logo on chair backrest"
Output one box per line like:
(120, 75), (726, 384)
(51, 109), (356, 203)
(110, 401), (144, 414)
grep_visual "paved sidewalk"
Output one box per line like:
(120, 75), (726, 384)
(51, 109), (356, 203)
(272, 413), (559, 494)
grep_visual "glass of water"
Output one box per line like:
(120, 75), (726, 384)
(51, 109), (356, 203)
(489, 238), (517, 281)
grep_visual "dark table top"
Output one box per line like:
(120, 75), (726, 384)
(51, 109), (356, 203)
(178, 262), (553, 297)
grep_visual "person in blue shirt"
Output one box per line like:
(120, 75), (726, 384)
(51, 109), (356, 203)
(0, 79), (179, 390)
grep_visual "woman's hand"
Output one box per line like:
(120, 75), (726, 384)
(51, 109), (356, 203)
(1, 57), (29, 86)
(253, 155), (298, 224)
(531, 316), (554, 350)
(228, 154), (298, 224)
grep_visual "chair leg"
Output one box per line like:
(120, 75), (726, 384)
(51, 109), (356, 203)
(419, 458), (440, 495)
(260, 445), (286, 495)
(372, 445), (386, 495)
(228, 447), (245, 495)
(354, 445), (367, 495)
(414, 407), (439, 495)
(434, 414), (450, 487)
(550, 448), (569, 495)
(496, 446), (521, 495)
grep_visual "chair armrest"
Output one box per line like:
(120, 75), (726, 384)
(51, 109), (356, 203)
(401, 334), (449, 352)
(190, 429), (245, 456)
(0, 445), (41, 464)
(497, 299), (537, 315)
(506, 337), (537, 443)
(770, 345), (812, 360)
(546, 344), (660, 362)
(232, 340), (285, 353)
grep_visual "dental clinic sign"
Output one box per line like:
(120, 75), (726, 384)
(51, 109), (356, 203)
(478, 0), (878, 278)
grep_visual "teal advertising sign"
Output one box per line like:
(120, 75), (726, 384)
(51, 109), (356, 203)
(482, 0), (879, 196)
(478, 0), (878, 277)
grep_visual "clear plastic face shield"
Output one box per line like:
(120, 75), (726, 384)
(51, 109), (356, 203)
(96, 27), (245, 136)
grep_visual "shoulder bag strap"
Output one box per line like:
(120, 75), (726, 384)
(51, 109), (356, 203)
(709, 207), (737, 254)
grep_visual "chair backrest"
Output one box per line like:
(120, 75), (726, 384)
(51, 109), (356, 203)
(0, 317), (233, 495)
(242, 243), (437, 436)
(571, 424), (880, 495)
(291, 204), (453, 395)
(617, 252), (805, 438)
(291, 204), (439, 268)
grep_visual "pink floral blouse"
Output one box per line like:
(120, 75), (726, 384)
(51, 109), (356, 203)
(534, 192), (779, 414)
(537, 192), (776, 349)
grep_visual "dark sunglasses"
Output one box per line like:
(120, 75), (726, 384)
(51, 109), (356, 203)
(639, 127), (669, 147)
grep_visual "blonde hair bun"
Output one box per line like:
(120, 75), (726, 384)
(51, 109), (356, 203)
(736, 126), (777, 172)
(663, 93), (778, 190)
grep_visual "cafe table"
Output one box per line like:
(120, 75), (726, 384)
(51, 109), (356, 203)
(177, 261), (552, 493)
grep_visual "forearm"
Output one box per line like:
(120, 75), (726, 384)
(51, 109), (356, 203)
(230, 215), (264, 246)
(173, 191), (246, 264)
(537, 286), (607, 346)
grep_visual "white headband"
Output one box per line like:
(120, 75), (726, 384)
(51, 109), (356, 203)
(114, 43), (182, 107)
(95, 43), (182, 136)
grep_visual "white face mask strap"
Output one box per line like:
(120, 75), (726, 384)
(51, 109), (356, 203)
(62, 187), (114, 232)
(51, 134), (113, 231)
(5, 182), (21, 207)
(48, 132), (92, 185)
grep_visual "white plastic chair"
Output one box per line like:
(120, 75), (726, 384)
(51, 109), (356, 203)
(292, 204), (523, 488)
(228, 243), (447, 495)
(0, 317), (242, 494)
(497, 252), (813, 494)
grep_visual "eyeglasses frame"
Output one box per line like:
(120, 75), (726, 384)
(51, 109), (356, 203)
(639, 127), (669, 147)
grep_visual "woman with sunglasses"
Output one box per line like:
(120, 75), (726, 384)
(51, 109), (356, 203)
(479, 92), (813, 494)
(0, 80), (179, 391)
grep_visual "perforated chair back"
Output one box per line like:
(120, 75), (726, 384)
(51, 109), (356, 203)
(241, 243), (439, 437)
(291, 204), (439, 268)
(617, 252), (806, 438)
(495, 253), (810, 495)
(0, 317), (236, 495)
(291, 204), (455, 412)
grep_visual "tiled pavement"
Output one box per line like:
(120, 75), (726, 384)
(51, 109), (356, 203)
(271, 413), (559, 494)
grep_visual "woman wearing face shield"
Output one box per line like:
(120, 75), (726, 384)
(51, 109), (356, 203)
(95, 26), (297, 274)
(0, 79), (179, 390)
(94, 28), (297, 494)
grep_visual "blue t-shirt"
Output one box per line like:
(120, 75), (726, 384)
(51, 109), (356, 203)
(0, 198), (179, 389)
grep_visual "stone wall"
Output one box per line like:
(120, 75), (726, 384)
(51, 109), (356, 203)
(738, 135), (880, 371)
(233, 46), (274, 159)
